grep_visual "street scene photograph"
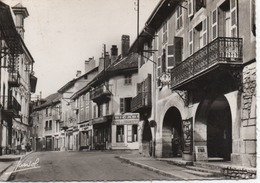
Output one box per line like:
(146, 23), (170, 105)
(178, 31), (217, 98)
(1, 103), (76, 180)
(0, 0), (258, 182)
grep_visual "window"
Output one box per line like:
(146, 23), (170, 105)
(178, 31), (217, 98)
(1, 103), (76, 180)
(49, 120), (52, 130)
(124, 74), (132, 85)
(176, 6), (183, 30)
(212, 9), (218, 40)
(162, 21), (168, 44)
(116, 125), (124, 142)
(98, 104), (103, 117)
(161, 49), (166, 73)
(45, 121), (48, 130)
(120, 98), (132, 113)
(127, 125), (138, 142)
(46, 108), (48, 117)
(195, 0), (206, 12)
(93, 105), (97, 118)
(202, 17), (208, 46)
(174, 37), (183, 65)
(251, 0), (256, 36)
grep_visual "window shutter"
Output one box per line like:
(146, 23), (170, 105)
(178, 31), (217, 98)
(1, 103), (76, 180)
(188, 0), (194, 18)
(174, 37), (183, 65)
(212, 9), (218, 40)
(157, 57), (161, 77)
(189, 30), (193, 55)
(202, 17), (208, 46)
(120, 98), (125, 113)
(167, 45), (174, 68)
(162, 49), (166, 73)
(230, 0), (237, 37)
(137, 83), (142, 94)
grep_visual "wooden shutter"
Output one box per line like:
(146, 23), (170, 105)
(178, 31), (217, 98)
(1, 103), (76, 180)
(120, 98), (125, 113)
(144, 74), (152, 106)
(202, 17), (208, 46)
(157, 57), (161, 77)
(174, 37), (183, 65)
(189, 30), (193, 55)
(162, 49), (166, 73)
(167, 45), (174, 68)
(230, 0), (237, 37)
(188, 0), (194, 18)
(212, 9), (218, 40)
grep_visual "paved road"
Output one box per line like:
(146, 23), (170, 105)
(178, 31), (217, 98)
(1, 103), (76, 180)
(9, 151), (173, 181)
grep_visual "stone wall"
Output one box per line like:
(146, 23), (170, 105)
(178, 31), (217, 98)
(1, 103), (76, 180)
(223, 166), (256, 179)
(240, 62), (256, 167)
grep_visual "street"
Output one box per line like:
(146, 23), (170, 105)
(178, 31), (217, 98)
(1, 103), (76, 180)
(8, 151), (173, 181)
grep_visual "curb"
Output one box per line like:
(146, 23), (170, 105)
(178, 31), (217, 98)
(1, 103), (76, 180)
(115, 156), (187, 180)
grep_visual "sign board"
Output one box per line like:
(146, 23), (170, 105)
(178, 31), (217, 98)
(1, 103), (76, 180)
(195, 146), (208, 161)
(182, 118), (193, 154)
(113, 113), (139, 125)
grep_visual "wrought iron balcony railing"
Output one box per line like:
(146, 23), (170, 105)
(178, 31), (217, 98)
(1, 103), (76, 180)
(8, 72), (20, 87)
(171, 37), (243, 89)
(44, 126), (52, 131)
(1, 96), (21, 116)
(131, 92), (152, 112)
(90, 84), (112, 103)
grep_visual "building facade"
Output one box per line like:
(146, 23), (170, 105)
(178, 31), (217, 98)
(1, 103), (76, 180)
(0, 2), (37, 155)
(132, 0), (255, 168)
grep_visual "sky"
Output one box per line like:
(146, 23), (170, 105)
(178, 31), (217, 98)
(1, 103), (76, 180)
(2, 0), (160, 98)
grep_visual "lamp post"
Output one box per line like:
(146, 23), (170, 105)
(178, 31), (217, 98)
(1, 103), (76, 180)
(149, 120), (157, 157)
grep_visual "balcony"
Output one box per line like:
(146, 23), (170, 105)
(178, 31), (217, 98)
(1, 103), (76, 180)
(8, 72), (20, 87)
(90, 84), (112, 104)
(1, 96), (21, 117)
(44, 127), (52, 131)
(131, 92), (152, 113)
(171, 37), (243, 90)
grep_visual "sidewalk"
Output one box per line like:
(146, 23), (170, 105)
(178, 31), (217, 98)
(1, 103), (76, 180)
(115, 153), (224, 180)
(0, 151), (33, 180)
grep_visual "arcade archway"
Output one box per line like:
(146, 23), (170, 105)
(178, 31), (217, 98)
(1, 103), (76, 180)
(162, 107), (182, 157)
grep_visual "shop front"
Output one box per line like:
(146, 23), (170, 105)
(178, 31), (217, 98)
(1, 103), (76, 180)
(78, 121), (93, 150)
(92, 115), (112, 150)
(112, 113), (139, 150)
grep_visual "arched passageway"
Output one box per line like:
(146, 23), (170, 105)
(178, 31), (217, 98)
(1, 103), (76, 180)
(162, 107), (182, 158)
(207, 95), (232, 161)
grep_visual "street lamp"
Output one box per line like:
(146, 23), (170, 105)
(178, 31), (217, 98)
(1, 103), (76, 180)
(149, 120), (157, 157)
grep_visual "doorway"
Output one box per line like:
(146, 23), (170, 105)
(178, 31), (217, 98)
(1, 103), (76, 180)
(162, 107), (182, 157)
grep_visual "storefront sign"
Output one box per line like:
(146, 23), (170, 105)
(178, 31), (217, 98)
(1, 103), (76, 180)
(195, 146), (208, 161)
(182, 118), (193, 154)
(113, 113), (139, 125)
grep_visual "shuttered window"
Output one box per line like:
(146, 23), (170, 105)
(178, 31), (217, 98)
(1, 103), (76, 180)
(212, 9), (218, 40)
(174, 37), (183, 65)
(162, 21), (168, 44)
(176, 6), (183, 30)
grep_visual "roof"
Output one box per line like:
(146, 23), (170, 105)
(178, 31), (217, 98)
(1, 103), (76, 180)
(70, 52), (138, 100)
(33, 93), (62, 110)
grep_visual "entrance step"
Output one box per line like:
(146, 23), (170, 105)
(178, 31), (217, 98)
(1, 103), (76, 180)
(157, 158), (193, 166)
(186, 166), (222, 177)
(194, 161), (226, 171)
(208, 157), (225, 162)
(183, 169), (216, 177)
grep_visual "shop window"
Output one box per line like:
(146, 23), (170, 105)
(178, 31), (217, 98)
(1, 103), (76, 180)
(124, 74), (132, 85)
(120, 97), (132, 113)
(127, 125), (138, 143)
(116, 125), (124, 142)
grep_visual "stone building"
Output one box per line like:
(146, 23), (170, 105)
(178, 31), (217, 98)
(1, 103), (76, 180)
(0, 2), (37, 155)
(131, 0), (256, 168)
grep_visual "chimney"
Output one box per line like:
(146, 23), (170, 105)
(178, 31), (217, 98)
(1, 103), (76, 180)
(85, 57), (95, 73)
(121, 35), (130, 58)
(104, 52), (111, 70)
(111, 45), (118, 63)
(12, 3), (29, 39)
(76, 70), (82, 78)
(98, 57), (104, 73)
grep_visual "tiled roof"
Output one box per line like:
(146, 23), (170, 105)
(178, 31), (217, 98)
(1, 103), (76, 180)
(34, 93), (62, 110)
(107, 52), (138, 72)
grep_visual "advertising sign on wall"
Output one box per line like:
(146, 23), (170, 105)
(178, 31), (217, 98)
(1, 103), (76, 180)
(113, 113), (139, 125)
